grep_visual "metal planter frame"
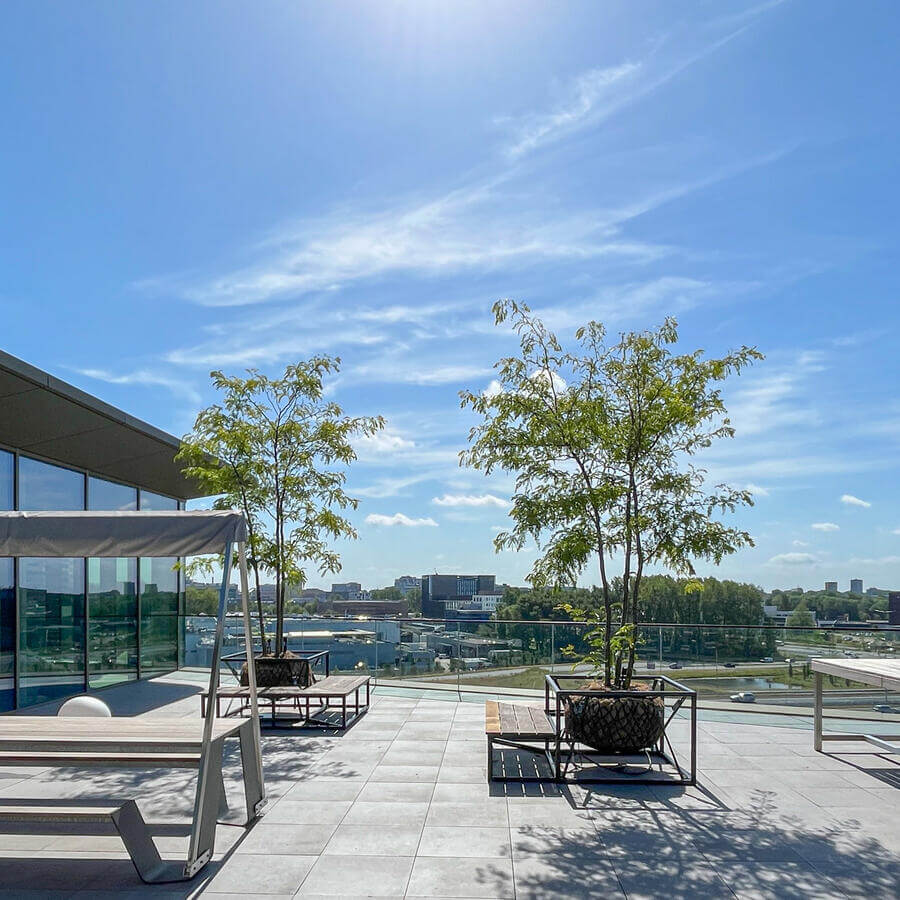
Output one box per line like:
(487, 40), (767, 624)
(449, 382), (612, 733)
(544, 673), (697, 785)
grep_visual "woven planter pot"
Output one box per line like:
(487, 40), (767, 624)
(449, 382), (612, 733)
(565, 686), (665, 754)
(240, 651), (312, 688)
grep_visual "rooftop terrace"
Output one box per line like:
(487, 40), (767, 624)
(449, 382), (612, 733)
(0, 673), (897, 898)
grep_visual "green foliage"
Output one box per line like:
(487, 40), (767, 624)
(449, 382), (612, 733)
(460, 300), (761, 686)
(178, 357), (384, 654)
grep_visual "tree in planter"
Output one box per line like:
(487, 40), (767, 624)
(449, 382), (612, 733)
(178, 357), (384, 658)
(460, 300), (762, 689)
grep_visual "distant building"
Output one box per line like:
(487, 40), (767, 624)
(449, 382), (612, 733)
(889, 592), (900, 626)
(824, 581), (838, 593)
(294, 587), (327, 602)
(394, 575), (422, 595)
(421, 574), (502, 619)
(850, 578), (863, 595)
(330, 581), (369, 601)
(253, 583), (277, 604)
(331, 598), (408, 617)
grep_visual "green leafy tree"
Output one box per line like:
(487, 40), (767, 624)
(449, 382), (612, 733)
(460, 300), (761, 687)
(178, 358), (384, 656)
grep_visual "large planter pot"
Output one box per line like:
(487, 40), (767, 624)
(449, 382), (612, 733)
(564, 685), (665, 754)
(240, 652), (312, 688)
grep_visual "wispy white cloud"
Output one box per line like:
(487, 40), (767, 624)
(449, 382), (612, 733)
(840, 494), (871, 508)
(811, 522), (840, 532)
(746, 483), (770, 497)
(792, 540), (809, 547)
(355, 430), (416, 456)
(504, 62), (641, 158)
(768, 552), (818, 565)
(364, 512), (438, 528)
(432, 494), (510, 509)
(73, 367), (201, 404)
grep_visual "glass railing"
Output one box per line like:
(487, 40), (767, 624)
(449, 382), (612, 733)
(181, 615), (900, 717)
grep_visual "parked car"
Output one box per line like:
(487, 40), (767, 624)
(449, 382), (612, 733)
(760, 657), (774, 663)
(873, 703), (900, 714)
(668, 662), (682, 669)
(723, 662), (736, 668)
(730, 691), (756, 703)
(646, 661), (656, 669)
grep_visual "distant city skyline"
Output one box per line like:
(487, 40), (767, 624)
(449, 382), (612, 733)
(3, 2), (899, 591)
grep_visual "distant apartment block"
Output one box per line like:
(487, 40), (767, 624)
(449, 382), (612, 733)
(850, 578), (863, 595)
(331, 581), (369, 601)
(394, 575), (422, 595)
(421, 574), (502, 619)
(824, 581), (838, 593)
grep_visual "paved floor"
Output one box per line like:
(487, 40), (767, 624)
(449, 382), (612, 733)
(0, 675), (897, 898)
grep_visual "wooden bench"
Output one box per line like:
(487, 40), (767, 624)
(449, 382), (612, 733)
(0, 800), (189, 884)
(485, 700), (557, 782)
(202, 674), (371, 729)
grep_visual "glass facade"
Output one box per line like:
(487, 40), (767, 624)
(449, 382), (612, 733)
(0, 452), (184, 709)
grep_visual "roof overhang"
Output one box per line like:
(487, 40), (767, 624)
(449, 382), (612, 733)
(0, 349), (206, 499)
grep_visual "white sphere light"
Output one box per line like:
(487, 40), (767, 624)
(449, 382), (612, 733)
(57, 696), (112, 718)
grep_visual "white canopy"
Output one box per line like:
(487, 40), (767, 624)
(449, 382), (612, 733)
(0, 509), (248, 558)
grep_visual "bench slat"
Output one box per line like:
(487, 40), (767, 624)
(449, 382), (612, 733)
(0, 751), (201, 767)
(485, 702), (555, 739)
(0, 805), (120, 821)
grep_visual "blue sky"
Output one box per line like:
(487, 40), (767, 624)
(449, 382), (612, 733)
(2, 0), (899, 592)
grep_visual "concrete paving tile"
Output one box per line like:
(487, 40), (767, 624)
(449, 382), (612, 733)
(357, 781), (436, 802)
(343, 800), (430, 826)
(506, 799), (593, 827)
(437, 766), (487, 783)
(206, 853), (317, 895)
(426, 801), (509, 827)
(263, 799), (352, 824)
(418, 826), (511, 858)
(280, 779), (365, 801)
(297, 854), (414, 896)
(234, 822), (338, 855)
(513, 853), (623, 899)
(369, 764), (441, 782)
(323, 822), (422, 856)
(406, 856), (514, 898)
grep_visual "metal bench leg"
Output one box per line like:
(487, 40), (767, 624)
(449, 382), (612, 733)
(814, 672), (823, 752)
(185, 736), (225, 878)
(487, 736), (493, 782)
(238, 718), (266, 821)
(113, 800), (186, 884)
(342, 696), (347, 729)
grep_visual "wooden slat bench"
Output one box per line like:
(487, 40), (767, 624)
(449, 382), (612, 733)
(202, 674), (371, 729)
(485, 700), (557, 782)
(0, 800), (184, 884)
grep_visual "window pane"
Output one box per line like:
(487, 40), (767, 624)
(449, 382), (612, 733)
(0, 558), (13, 711)
(140, 614), (178, 676)
(88, 477), (137, 511)
(139, 491), (177, 510)
(88, 557), (137, 688)
(0, 450), (12, 510)
(140, 557), (179, 615)
(18, 557), (85, 706)
(18, 457), (84, 511)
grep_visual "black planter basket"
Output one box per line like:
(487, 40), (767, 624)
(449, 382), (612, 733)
(564, 691), (665, 754)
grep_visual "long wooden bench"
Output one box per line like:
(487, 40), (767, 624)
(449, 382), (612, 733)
(0, 800), (186, 884)
(202, 674), (371, 729)
(485, 700), (557, 782)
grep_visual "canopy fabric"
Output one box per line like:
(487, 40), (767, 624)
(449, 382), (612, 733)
(0, 510), (247, 558)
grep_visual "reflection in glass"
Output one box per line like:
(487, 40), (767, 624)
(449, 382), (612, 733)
(0, 450), (12, 511)
(18, 456), (85, 511)
(88, 557), (137, 688)
(140, 614), (178, 676)
(0, 558), (13, 711)
(88, 477), (137, 511)
(139, 491), (177, 510)
(17, 557), (85, 706)
(140, 557), (179, 615)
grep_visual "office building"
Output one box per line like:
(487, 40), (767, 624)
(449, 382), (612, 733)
(394, 575), (421, 595)
(824, 581), (838, 593)
(889, 593), (900, 627)
(421, 573), (502, 618)
(0, 350), (204, 711)
(850, 578), (863, 595)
